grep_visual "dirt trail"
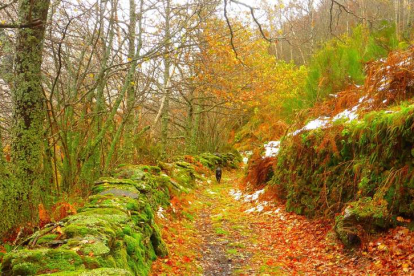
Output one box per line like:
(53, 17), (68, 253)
(197, 202), (232, 275)
(196, 174), (255, 275)
(151, 171), (372, 275)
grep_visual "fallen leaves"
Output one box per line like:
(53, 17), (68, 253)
(363, 226), (414, 274)
(151, 191), (202, 275)
(151, 170), (414, 275)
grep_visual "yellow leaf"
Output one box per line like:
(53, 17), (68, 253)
(378, 244), (387, 251)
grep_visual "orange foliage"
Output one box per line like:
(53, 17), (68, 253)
(38, 204), (51, 227)
(51, 202), (77, 222)
(307, 48), (414, 125)
(38, 201), (77, 228)
(244, 154), (276, 187)
(184, 155), (194, 163)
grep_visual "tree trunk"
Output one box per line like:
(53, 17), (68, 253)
(11, 0), (51, 222)
(0, 128), (5, 174)
(160, 0), (171, 159)
(123, 0), (143, 163)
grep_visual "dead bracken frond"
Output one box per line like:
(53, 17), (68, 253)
(244, 154), (276, 188)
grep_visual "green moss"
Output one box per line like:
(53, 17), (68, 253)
(150, 224), (168, 258)
(92, 183), (139, 195)
(270, 104), (414, 247)
(10, 262), (39, 276)
(64, 225), (92, 237)
(1, 249), (84, 275)
(123, 226), (133, 236)
(273, 104), (414, 220)
(36, 234), (59, 245)
(81, 240), (111, 257)
(42, 268), (133, 275)
(112, 241), (129, 269)
(123, 234), (150, 275)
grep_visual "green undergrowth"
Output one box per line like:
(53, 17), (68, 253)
(285, 23), (400, 120)
(0, 153), (240, 275)
(272, 104), (414, 246)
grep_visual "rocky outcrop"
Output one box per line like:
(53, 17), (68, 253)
(334, 197), (392, 247)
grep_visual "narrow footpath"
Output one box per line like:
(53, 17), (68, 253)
(151, 171), (390, 275)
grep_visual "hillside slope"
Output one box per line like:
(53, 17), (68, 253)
(262, 48), (414, 246)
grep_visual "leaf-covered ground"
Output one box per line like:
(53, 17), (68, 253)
(151, 170), (414, 275)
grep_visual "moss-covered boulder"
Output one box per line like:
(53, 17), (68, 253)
(334, 197), (392, 247)
(158, 161), (197, 188)
(1, 249), (84, 275)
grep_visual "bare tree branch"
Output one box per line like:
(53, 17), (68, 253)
(223, 0), (244, 64)
(0, 0), (17, 11)
(0, 19), (45, 29)
(230, 0), (274, 43)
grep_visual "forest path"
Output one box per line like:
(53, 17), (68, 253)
(151, 170), (368, 275)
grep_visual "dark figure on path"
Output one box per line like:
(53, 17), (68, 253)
(216, 167), (222, 183)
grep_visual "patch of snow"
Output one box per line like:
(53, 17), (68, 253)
(229, 189), (243, 201)
(245, 207), (257, 213)
(343, 207), (352, 219)
(303, 117), (331, 130)
(157, 206), (165, 219)
(244, 189), (265, 202)
(241, 151), (253, 164)
(332, 107), (358, 121)
(256, 204), (265, 212)
(291, 117), (331, 136)
(206, 189), (216, 195)
(264, 141), (280, 157)
(290, 95), (368, 137)
(358, 95), (368, 103)
(244, 202), (267, 213)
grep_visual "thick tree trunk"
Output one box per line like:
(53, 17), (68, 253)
(11, 0), (50, 221)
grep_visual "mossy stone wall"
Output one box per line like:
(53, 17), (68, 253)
(1, 165), (169, 276)
(1, 153), (240, 275)
(272, 105), (414, 245)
